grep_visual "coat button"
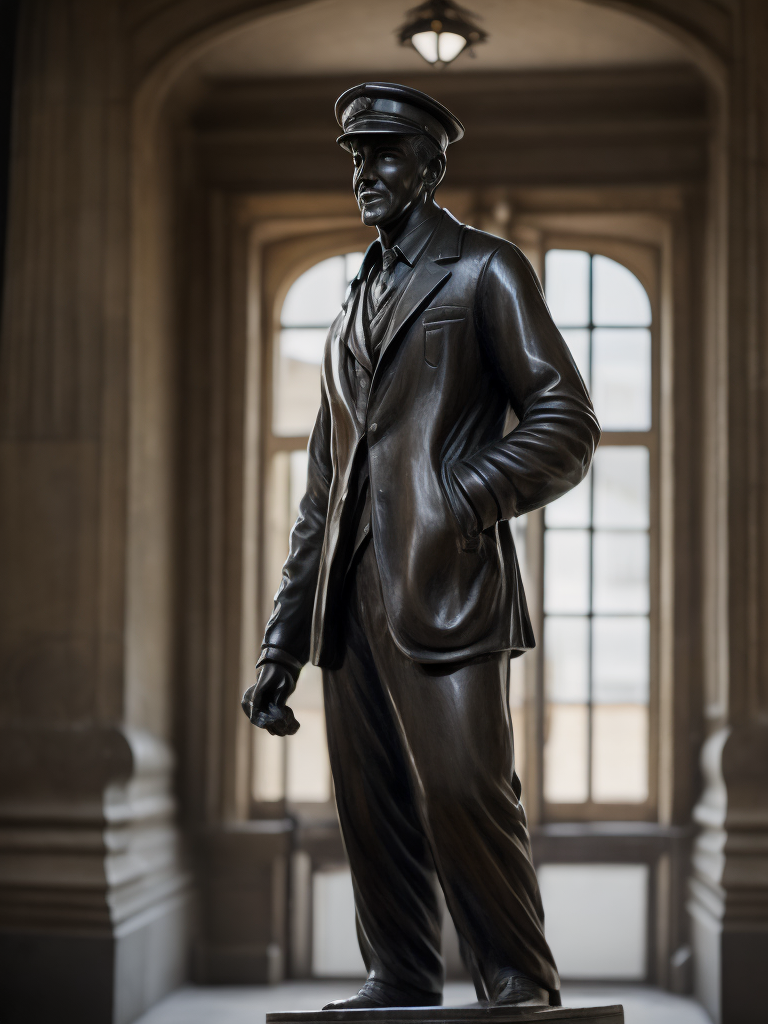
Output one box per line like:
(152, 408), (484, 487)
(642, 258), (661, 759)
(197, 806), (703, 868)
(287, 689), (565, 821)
(363, 524), (370, 535)
(370, 422), (378, 433)
(360, 380), (368, 389)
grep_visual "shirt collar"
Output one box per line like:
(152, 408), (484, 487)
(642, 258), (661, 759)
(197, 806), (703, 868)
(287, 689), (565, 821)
(390, 206), (442, 267)
(358, 206), (443, 280)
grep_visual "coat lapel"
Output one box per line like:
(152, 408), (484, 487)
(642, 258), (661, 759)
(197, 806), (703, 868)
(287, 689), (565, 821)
(342, 240), (378, 365)
(373, 211), (464, 380)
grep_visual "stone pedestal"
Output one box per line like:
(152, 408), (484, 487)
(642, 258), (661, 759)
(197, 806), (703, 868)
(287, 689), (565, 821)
(267, 1005), (624, 1024)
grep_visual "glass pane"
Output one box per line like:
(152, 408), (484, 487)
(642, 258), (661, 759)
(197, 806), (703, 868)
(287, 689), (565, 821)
(286, 664), (332, 803)
(281, 255), (346, 326)
(592, 703), (649, 802)
(264, 452), (292, 614)
(545, 250), (590, 327)
(544, 616), (590, 702)
(544, 530), (590, 613)
(273, 349), (322, 436)
(509, 654), (526, 783)
(593, 446), (649, 529)
(280, 327), (327, 365)
(544, 703), (589, 803)
(592, 255), (651, 327)
(510, 514), (529, 593)
(345, 251), (364, 281)
(593, 531), (649, 614)
(252, 728), (284, 802)
(312, 868), (367, 977)
(538, 864), (648, 978)
(289, 449), (309, 523)
(545, 470), (591, 528)
(592, 616), (649, 703)
(560, 328), (591, 389)
(592, 328), (651, 431)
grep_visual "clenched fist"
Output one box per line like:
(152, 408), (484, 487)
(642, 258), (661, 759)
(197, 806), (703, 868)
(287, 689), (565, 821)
(241, 661), (300, 736)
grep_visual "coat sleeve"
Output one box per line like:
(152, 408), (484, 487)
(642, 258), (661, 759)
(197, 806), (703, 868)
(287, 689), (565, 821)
(451, 242), (601, 535)
(259, 369), (334, 670)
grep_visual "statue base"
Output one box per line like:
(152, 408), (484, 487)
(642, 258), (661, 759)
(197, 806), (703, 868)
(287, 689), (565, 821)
(267, 1004), (623, 1024)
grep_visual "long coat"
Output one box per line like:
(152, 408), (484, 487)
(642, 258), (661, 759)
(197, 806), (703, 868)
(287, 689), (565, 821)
(262, 208), (600, 669)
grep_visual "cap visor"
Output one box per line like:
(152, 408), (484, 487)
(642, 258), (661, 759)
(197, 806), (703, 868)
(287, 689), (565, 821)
(336, 126), (421, 152)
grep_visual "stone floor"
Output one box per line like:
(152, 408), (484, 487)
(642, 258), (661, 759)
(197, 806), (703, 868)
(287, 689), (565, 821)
(135, 981), (711, 1024)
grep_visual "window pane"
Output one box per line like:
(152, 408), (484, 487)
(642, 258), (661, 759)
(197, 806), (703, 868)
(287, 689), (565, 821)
(592, 704), (649, 802)
(545, 471), (591, 528)
(286, 664), (332, 803)
(280, 327), (326, 365)
(282, 255), (346, 326)
(252, 728), (284, 802)
(593, 446), (649, 529)
(264, 452), (292, 612)
(593, 616), (649, 703)
(545, 249), (590, 327)
(593, 531), (649, 614)
(538, 864), (648, 977)
(559, 328), (591, 389)
(544, 703), (589, 803)
(510, 514), (529, 593)
(290, 449), (309, 523)
(592, 328), (651, 431)
(509, 654), (526, 783)
(544, 530), (590, 613)
(592, 255), (651, 327)
(273, 350), (322, 435)
(544, 616), (590, 702)
(345, 251), (364, 281)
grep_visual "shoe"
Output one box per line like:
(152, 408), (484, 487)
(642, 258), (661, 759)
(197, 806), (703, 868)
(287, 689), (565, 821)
(322, 979), (442, 1010)
(491, 969), (549, 1007)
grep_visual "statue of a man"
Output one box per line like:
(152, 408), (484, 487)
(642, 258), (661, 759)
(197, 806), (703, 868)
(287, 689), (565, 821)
(242, 82), (600, 1010)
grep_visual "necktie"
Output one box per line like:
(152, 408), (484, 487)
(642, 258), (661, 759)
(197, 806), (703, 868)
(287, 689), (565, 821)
(372, 248), (399, 309)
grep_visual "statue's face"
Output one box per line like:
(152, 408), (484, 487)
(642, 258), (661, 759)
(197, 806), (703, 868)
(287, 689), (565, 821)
(351, 136), (431, 230)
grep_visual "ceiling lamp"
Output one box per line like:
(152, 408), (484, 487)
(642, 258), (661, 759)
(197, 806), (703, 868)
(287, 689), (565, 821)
(398, 0), (487, 68)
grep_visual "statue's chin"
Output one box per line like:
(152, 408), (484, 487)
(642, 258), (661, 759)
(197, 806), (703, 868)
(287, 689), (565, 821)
(360, 207), (384, 227)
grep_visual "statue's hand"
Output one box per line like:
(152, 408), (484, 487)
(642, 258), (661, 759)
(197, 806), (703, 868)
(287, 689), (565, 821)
(241, 662), (300, 736)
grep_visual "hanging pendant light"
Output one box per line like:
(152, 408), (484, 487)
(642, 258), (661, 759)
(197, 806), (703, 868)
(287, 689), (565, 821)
(398, 0), (487, 68)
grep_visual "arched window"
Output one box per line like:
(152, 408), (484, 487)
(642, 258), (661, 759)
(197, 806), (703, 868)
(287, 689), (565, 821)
(253, 243), (660, 981)
(542, 250), (655, 814)
(255, 246), (656, 821)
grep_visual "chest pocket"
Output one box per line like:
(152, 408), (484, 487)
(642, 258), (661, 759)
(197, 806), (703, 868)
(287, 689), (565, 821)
(423, 311), (466, 367)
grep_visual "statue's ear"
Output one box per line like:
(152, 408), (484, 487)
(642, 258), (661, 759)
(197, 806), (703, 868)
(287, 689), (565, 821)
(425, 153), (447, 195)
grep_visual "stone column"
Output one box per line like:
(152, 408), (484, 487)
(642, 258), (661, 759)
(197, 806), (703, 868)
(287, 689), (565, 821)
(0, 3), (191, 1021)
(687, 2), (768, 1022)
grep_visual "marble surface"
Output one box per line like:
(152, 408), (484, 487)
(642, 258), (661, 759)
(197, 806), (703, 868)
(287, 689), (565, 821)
(134, 981), (711, 1024)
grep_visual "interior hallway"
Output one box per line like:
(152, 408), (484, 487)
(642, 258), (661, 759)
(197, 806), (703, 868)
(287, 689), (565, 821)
(134, 981), (710, 1024)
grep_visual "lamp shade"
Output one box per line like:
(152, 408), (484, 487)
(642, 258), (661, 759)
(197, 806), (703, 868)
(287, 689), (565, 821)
(399, 1), (486, 68)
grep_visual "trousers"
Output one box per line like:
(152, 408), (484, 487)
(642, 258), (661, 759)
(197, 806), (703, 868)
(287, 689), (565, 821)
(322, 541), (560, 1004)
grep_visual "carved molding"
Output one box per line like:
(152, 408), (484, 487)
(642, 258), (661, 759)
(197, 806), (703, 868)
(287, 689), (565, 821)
(0, 725), (191, 935)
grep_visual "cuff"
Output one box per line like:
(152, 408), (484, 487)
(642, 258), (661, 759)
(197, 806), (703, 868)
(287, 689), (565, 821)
(452, 461), (500, 534)
(256, 645), (304, 679)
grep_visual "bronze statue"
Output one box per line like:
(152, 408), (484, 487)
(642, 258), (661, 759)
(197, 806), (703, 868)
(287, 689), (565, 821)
(242, 82), (600, 1010)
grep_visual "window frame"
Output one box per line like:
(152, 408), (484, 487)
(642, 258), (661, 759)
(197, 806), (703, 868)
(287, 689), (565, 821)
(534, 240), (661, 824)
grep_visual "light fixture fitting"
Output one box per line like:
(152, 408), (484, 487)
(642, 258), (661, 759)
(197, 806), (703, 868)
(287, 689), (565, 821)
(398, 0), (487, 68)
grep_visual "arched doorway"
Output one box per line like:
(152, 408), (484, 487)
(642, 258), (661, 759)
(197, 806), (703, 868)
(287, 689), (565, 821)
(121, 0), (747, 1020)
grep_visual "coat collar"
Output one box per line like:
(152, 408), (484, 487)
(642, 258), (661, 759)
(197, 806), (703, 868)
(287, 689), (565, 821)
(345, 203), (462, 294)
(338, 207), (465, 380)
(372, 208), (464, 371)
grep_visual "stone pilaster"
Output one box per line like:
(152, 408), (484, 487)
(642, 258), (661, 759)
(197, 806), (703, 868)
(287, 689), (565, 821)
(689, 725), (768, 1023)
(0, 726), (192, 1024)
